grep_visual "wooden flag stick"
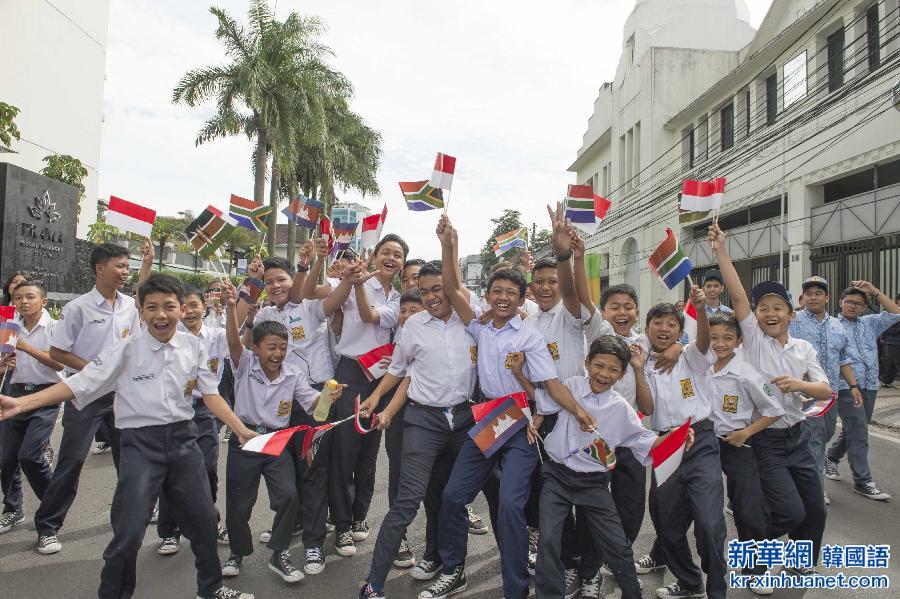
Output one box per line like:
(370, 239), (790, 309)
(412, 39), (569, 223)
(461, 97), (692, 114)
(687, 274), (695, 288)
(443, 189), (452, 214)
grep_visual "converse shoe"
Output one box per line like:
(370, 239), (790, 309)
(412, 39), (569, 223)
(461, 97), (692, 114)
(854, 482), (891, 501)
(527, 549), (536, 576)
(258, 529), (272, 543)
(393, 536), (416, 568)
(304, 546), (325, 575)
(824, 492), (831, 506)
(325, 513), (335, 534)
(749, 570), (774, 596)
(466, 505), (487, 535)
(91, 442), (112, 455)
(352, 520), (370, 541)
(222, 553), (243, 577)
(43, 443), (54, 467)
(411, 558), (442, 580)
(418, 566), (467, 599)
(269, 549), (304, 583)
(563, 568), (581, 599)
(222, 429), (232, 443)
(336, 531), (357, 557)
(581, 572), (602, 599)
(785, 565), (820, 577)
(656, 581), (705, 598)
(149, 503), (158, 523)
(599, 563), (613, 577)
(824, 458), (841, 481)
(37, 534), (62, 554)
(0, 509), (25, 534)
(217, 524), (229, 545)
(635, 553), (664, 574)
(196, 586), (254, 599)
(527, 526), (539, 575)
(157, 536), (181, 555)
(359, 583), (386, 599)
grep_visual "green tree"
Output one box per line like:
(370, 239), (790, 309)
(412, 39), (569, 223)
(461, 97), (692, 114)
(0, 102), (21, 149)
(151, 217), (189, 270)
(531, 227), (552, 254)
(40, 154), (88, 221)
(480, 209), (525, 273)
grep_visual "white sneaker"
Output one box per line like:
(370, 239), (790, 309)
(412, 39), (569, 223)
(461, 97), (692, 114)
(258, 529), (272, 543)
(304, 546), (325, 575)
(824, 492), (831, 506)
(854, 482), (891, 501)
(37, 534), (62, 555)
(157, 536), (181, 555)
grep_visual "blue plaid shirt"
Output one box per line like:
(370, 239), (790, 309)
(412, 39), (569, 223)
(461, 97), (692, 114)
(705, 303), (734, 316)
(838, 311), (900, 390)
(788, 310), (856, 391)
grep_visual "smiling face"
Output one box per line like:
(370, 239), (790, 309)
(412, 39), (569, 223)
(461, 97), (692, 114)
(703, 279), (723, 303)
(181, 293), (206, 333)
(252, 334), (288, 378)
(12, 284), (47, 320)
(531, 267), (560, 311)
(375, 241), (405, 280)
(602, 292), (638, 337)
(263, 267), (292, 308)
(401, 264), (422, 292)
(754, 294), (793, 340)
(647, 314), (682, 352)
(801, 286), (828, 315)
(840, 291), (867, 321)
(709, 323), (740, 360)
(584, 352), (626, 394)
(96, 256), (130, 290)
(140, 291), (184, 342)
(487, 276), (524, 321)
(418, 273), (452, 320)
(399, 301), (425, 327)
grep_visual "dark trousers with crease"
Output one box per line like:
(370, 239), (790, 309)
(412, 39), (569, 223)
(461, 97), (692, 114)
(719, 439), (769, 574)
(99, 421), (220, 599)
(290, 383), (331, 549)
(1, 384), (57, 513)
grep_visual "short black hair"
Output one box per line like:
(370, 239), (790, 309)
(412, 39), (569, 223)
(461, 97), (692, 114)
(489, 260), (514, 276)
(587, 335), (631, 370)
(532, 256), (557, 276)
(645, 302), (684, 333)
(374, 233), (409, 260)
(138, 274), (185, 306)
(183, 285), (205, 303)
(418, 260), (442, 280)
(400, 288), (423, 306)
(708, 313), (741, 338)
(840, 286), (867, 302)
(403, 258), (425, 270)
(487, 268), (527, 297)
(90, 242), (130, 273)
(600, 284), (638, 309)
(13, 279), (46, 298)
(263, 256), (294, 278)
(252, 320), (289, 346)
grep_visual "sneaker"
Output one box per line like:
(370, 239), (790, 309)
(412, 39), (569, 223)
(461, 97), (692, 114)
(352, 520), (370, 541)
(854, 482), (891, 501)
(150, 503), (158, 523)
(635, 554), (664, 574)
(418, 566), (467, 599)
(824, 492), (831, 506)
(527, 549), (536, 576)
(325, 514), (335, 535)
(269, 549), (304, 583)
(527, 526), (539, 575)
(599, 563), (613, 577)
(222, 553), (243, 577)
(564, 568), (581, 599)
(359, 583), (386, 599)
(258, 529), (272, 543)
(466, 505), (487, 535)
(336, 531), (357, 557)
(581, 572), (602, 599)
(157, 536), (181, 555)
(656, 581), (705, 598)
(304, 546), (325, 575)
(824, 459), (841, 481)
(91, 442), (112, 455)
(724, 500), (734, 516)
(411, 558), (442, 580)
(0, 509), (25, 534)
(222, 428), (232, 443)
(217, 524), (229, 545)
(785, 565), (820, 577)
(43, 443), (54, 467)
(749, 571), (774, 596)
(394, 536), (416, 568)
(292, 522), (303, 536)
(37, 534), (62, 554)
(196, 586), (254, 599)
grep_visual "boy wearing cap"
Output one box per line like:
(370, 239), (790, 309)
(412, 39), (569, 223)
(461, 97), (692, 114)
(701, 270), (733, 316)
(710, 223), (832, 577)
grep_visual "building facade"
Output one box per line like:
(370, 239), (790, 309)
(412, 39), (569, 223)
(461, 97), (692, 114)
(330, 202), (370, 255)
(570, 0), (900, 312)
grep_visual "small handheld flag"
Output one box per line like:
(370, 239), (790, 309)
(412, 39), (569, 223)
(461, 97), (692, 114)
(319, 216), (333, 253)
(578, 434), (617, 469)
(564, 185), (612, 235)
(0, 306), (20, 353)
(239, 277), (264, 304)
(331, 219), (358, 253)
(493, 227), (528, 258)
(400, 181), (444, 211)
(651, 419), (691, 486)
(468, 394), (530, 458)
(682, 301), (698, 342)
(680, 178), (726, 213)
(282, 195), (323, 229)
(802, 393), (836, 418)
(229, 195), (272, 232)
(106, 196), (156, 238)
(356, 343), (394, 381)
(359, 205), (387, 249)
(429, 153), (456, 190)
(185, 206), (238, 259)
(648, 228), (693, 290)
(241, 425), (303, 456)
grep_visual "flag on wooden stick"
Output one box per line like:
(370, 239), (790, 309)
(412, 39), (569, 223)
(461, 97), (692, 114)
(400, 181), (444, 211)
(429, 153), (456, 190)
(648, 228), (693, 290)
(229, 195), (271, 232)
(680, 178), (726, 212)
(106, 196), (156, 238)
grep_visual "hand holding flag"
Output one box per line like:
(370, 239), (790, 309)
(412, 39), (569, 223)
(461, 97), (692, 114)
(0, 306), (20, 354)
(651, 419), (693, 486)
(680, 178), (726, 213)
(564, 185), (612, 235)
(648, 228), (693, 290)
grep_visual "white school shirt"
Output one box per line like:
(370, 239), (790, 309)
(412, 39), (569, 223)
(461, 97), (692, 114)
(11, 310), (64, 385)
(65, 329), (218, 429)
(203, 310), (225, 329)
(613, 330), (641, 412)
(177, 323), (228, 395)
(335, 278), (400, 359)
(643, 343), (712, 432)
(256, 299), (334, 384)
(50, 287), (141, 374)
(707, 352), (784, 436)
(388, 310), (477, 407)
(232, 348), (320, 429)
(543, 377), (656, 474)
(737, 313), (829, 428)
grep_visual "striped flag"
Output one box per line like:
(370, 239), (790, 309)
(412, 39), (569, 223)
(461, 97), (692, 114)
(564, 184), (612, 235)
(802, 393), (837, 418)
(228, 195), (272, 232)
(331, 219), (357, 253)
(429, 152), (456, 190)
(356, 343), (394, 381)
(241, 425), (305, 456)
(468, 394), (530, 458)
(320, 215), (333, 254)
(493, 227), (528, 258)
(300, 426), (332, 465)
(648, 228), (693, 290)
(185, 205), (238, 259)
(400, 180), (444, 211)
(683, 301), (698, 342)
(105, 196), (156, 238)
(651, 418), (691, 486)
(680, 178), (726, 212)
(584, 254), (604, 304)
(282, 195), (323, 229)
(239, 277), (264, 304)
(0, 306), (20, 353)
(359, 204), (387, 249)
(581, 435), (617, 469)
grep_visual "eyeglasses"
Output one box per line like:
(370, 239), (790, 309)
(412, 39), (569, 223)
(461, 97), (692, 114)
(842, 300), (866, 308)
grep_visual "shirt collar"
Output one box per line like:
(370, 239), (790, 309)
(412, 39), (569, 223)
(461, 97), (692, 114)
(249, 353), (288, 384)
(491, 314), (523, 332)
(575, 377), (614, 404)
(17, 309), (53, 331)
(142, 328), (186, 352)
(90, 286), (123, 308)
(711, 352), (745, 377)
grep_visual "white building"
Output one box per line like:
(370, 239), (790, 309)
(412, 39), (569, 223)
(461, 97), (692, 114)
(0, 0), (111, 239)
(570, 0), (900, 311)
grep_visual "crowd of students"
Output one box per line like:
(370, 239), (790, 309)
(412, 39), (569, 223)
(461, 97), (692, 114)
(0, 206), (898, 599)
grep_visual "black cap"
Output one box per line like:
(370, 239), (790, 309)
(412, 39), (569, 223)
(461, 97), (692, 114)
(751, 281), (793, 309)
(802, 276), (828, 293)
(703, 269), (724, 285)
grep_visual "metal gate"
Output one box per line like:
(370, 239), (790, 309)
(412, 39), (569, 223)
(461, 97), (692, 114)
(810, 235), (900, 314)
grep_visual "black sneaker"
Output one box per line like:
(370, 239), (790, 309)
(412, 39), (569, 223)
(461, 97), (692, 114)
(824, 458), (841, 481)
(359, 583), (385, 599)
(0, 509), (25, 534)
(304, 546), (325, 575)
(195, 587), (254, 599)
(222, 553), (242, 577)
(149, 503), (158, 523)
(217, 524), (229, 545)
(336, 531), (357, 557)
(655, 581), (705, 598)
(466, 506), (487, 535)
(564, 568), (581, 599)
(411, 558), (442, 580)
(394, 536), (416, 568)
(635, 553), (665, 574)
(418, 566), (467, 599)
(785, 565), (820, 577)
(527, 526), (538, 576)
(854, 482), (891, 501)
(527, 549), (536, 576)
(43, 443), (54, 467)
(352, 520), (370, 541)
(269, 549), (304, 583)
(91, 442), (112, 455)
(36, 534), (62, 554)
(157, 536), (181, 555)
(581, 572), (601, 599)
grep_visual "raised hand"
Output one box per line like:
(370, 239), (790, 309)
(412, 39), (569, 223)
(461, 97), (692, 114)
(247, 256), (263, 278)
(689, 285), (706, 308)
(221, 279), (239, 308)
(547, 202), (573, 254)
(140, 238), (154, 264)
(572, 229), (586, 259)
(314, 238), (328, 260)
(298, 240), (314, 267)
(436, 214), (454, 245)
(629, 343), (647, 369)
(851, 280), (879, 296)
(707, 222), (726, 252)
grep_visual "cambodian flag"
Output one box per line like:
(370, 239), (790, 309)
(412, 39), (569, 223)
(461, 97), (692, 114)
(468, 393), (530, 458)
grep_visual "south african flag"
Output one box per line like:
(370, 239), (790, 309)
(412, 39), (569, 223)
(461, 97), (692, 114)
(229, 194), (272, 232)
(399, 180), (444, 211)
(582, 435), (617, 469)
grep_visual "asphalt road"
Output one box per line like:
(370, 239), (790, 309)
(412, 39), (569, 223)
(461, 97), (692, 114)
(2, 419), (900, 598)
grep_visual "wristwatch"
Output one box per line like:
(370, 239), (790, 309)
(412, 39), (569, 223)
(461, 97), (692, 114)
(556, 250), (573, 262)
(296, 263), (310, 273)
(849, 384), (859, 390)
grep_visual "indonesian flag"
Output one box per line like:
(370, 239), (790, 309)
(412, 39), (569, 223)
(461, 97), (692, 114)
(652, 419), (691, 486)
(241, 425), (305, 456)
(683, 301), (698, 342)
(429, 152), (456, 190)
(320, 215), (333, 254)
(106, 196), (156, 238)
(356, 343), (394, 381)
(802, 393), (836, 418)
(680, 178), (726, 212)
(359, 204), (387, 249)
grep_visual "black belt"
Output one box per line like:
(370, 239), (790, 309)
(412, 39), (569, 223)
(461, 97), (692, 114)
(10, 383), (55, 392)
(409, 400), (469, 413)
(241, 422), (286, 435)
(659, 418), (713, 436)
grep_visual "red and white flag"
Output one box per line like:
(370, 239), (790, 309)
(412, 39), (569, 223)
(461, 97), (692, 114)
(357, 343), (394, 381)
(106, 196), (156, 238)
(429, 152), (456, 190)
(359, 204), (387, 249)
(683, 301), (698, 343)
(241, 425), (305, 456)
(651, 419), (691, 486)
(680, 178), (726, 213)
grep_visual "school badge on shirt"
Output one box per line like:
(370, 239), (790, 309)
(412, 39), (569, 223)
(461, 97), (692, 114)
(276, 400), (292, 417)
(208, 358), (219, 375)
(122, 328), (130, 338)
(470, 346), (478, 363)
(183, 379), (198, 398)
(680, 378), (695, 399)
(722, 394), (739, 413)
(505, 353), (515, 369)
(547, 342), (560, 361)
(292, 325), (305, 341)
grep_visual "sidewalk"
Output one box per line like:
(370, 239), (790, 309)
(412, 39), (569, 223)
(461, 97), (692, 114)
(871, 386), (900, 431)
